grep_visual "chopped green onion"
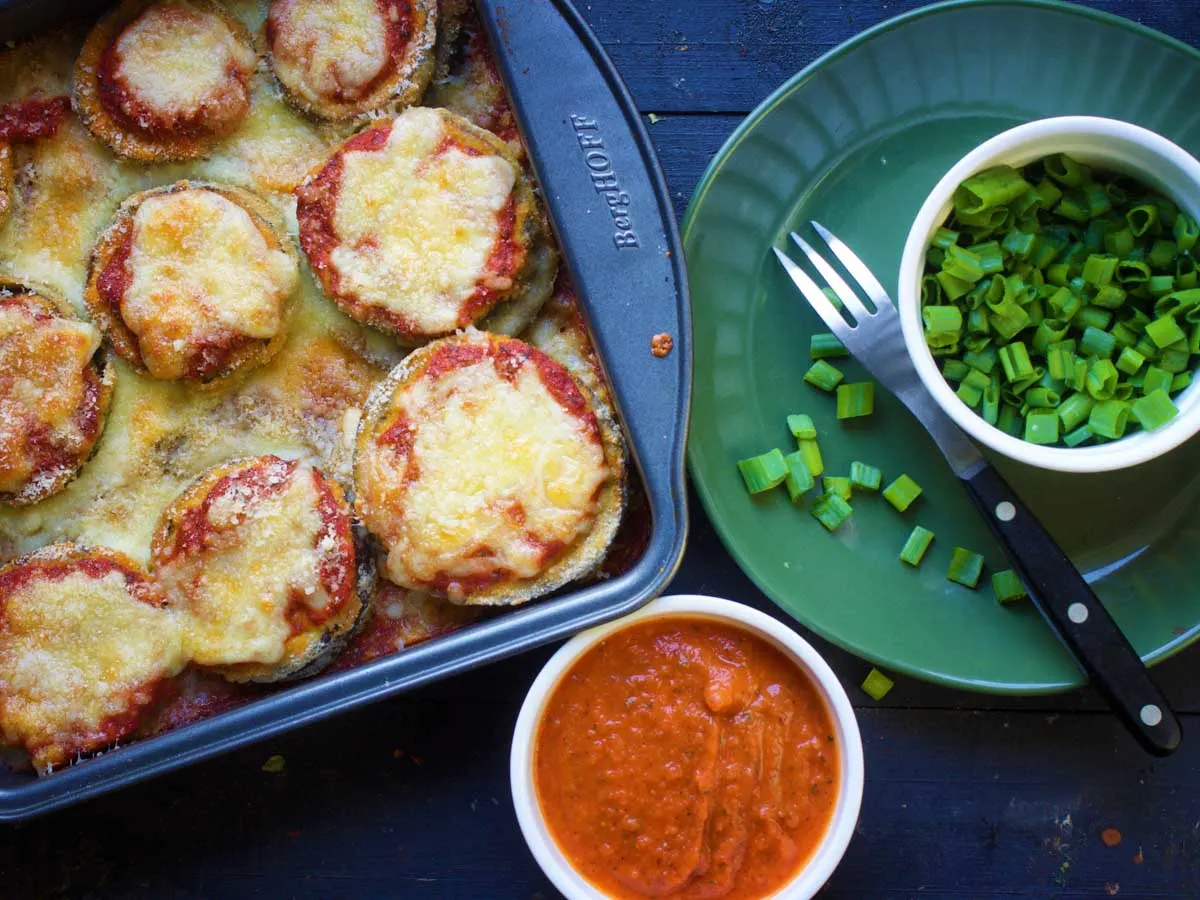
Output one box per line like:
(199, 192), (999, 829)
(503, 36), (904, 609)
(942, 359), (971, 382)
(1172, 371), (1192, 392)
(923, 305), (964, 348)
(1116, 346), (1146, 375)
(810, 332), (848, 360)
(849, 461), (882, 492)
(954, 165), (1031, 213)
(1126, 203), (1159, 237)
(1086, 358), (1119, 400)
(836, 382), (875, 419)
(899, 525), (935, 567)
(882, 474), (922, 512)
(804, 360), (844, 392)
(1063, 424), (1095, 447)
(787, 413), (817, 440)
(998, 342), (1034, 382)
(783, 451), (814, 502)
(861, 668), (895, 701)
(947, 547), (985, 588)
(1082, 254), (1118, 286)
(1174, 214), (1199, 252)
(1143, 365), (1172, 397)
(737, 449), (788, 494)
(1057, 392), (1094, 432)
(1089, 399), (1130, 439)
(992, 569), (1028, 604)
(1130, 388), (1179, 431)
(1078, 325), (1115, 359)
(798, 438), (823, 478)
(823, 476), (852, 501)
(1024, 410), (1060, 444)
(1146, 314), (1187, 348)
(811, 492), (852, 532)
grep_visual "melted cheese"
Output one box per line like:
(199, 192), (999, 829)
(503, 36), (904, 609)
(0, 305), (102, 494)
(158, 461), (339, 667)
(330, 108), (516, 333)
(123, 189), (297, 380)
(0, 565), (184, 770)
(0, 118), (121, 302)
(112, 2), (254, 121)
(359, 336), (608, 594)
(270, 0), (390, 105)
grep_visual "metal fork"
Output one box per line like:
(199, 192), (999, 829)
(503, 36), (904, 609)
(775, 222), (1181, 756)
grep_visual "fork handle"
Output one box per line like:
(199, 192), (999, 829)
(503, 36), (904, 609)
(961, 463), (1181, 756)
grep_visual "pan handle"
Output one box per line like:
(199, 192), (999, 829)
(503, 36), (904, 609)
(475, 0), (692, 563)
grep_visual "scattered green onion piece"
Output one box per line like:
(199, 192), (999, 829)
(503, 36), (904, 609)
(861, 668), (895, 701)
(942, 244), (986, 283)
(1130, 388), (1179, 431)
(992, 569), (1028, 604)
(737, 449), (788, 494)
(882, 474), (922, 512)
(1082, 254), (1118, 286)
(836, 382), (875, 419)
(1089, 399), (1130, 439)
(849, 461), (882, 492)
(1035, 178), (1063, 207)
(962, 347), (997, 374)
(810, 332), (849, 360)
(1172, 371), (1192, 392)
(1024, 388), (1060, 408)
(783, 451), (814, 502)
(899, 526), (935, 567)
(1109, 322), (1138, 348)
(804, 360), (844, 392)
(1092, 284), (1127, 309)
(1024, 410), (1060, 444)
(1001, 228), (1036, 257)
(947, 547), (985, 588)
(1155, 288), (1200, 318)
(998, 342), (1034, 382)
(823, 476), (852, 501)
(969, 241), (1005, 274)
(787, 414), (817, 441)
(1148, 275), (1176, 297)
(811, 492), (853, 532)
(795, 439), (824, 480)
(1158, 345), (1191, 373)
(1072, 306), (1113, 332)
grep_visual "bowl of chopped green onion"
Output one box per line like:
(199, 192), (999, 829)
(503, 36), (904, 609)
(898, 116), (1200, 472)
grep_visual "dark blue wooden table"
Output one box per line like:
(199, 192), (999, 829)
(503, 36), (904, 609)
(5, 2), (1200, 897)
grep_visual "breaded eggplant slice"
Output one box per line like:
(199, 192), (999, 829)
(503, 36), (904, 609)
(0, 543), (185, 774)
(73, 0), (257, 162)
(266, 0), (437, 122)
(295, 106), (556, 344)
(0, 281), (115, 505)
(354, 330), (625, 606)
(151, 454), (375, 683)
(84, 180), (298, 387)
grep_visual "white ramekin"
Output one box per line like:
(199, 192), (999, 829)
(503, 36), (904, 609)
(510, 594), (865, 899)
(898, 116), (1200, 473)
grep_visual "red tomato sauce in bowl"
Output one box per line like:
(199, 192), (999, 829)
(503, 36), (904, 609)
(533, 616), (840, 900)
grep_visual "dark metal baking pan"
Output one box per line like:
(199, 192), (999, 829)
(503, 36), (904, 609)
(0, 0), (691, 820)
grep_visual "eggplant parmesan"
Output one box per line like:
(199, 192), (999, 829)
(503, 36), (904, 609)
(73, 0), (257, 161)
(0, 544), (184, 772)
(295, 106), (556, 343)
(354, 330), (624, 606)
(0, 285), (114, 506)
(151, 455), (373, 682)
(266, 0), (437, 121)
(85, 181), (298, 385)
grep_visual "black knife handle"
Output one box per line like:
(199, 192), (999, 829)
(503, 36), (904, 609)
(962, 463), (1181, 756)
(474, 0), (692, 527)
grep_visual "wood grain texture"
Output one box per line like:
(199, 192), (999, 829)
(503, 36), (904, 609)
(3, 2), (1200, 898)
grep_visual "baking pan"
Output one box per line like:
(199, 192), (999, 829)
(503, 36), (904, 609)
(0, 0), (691, 820)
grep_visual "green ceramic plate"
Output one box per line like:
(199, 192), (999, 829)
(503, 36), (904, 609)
(683, 0), (1200, 693)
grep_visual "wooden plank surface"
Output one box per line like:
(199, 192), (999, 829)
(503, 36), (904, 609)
(4, 2), (1200, 898)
